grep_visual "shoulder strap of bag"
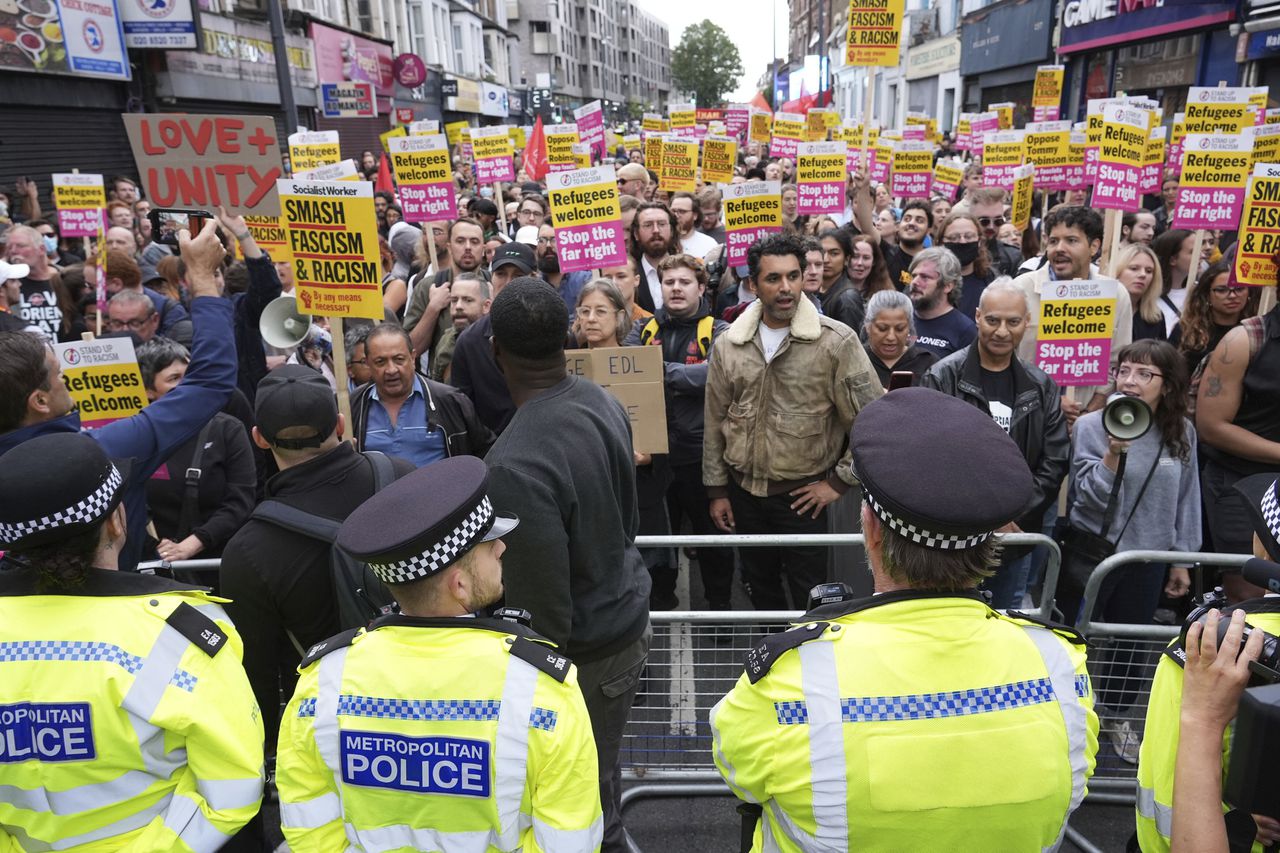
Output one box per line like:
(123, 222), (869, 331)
(363, 450), (395, 490)
(177, 419), (218, 540)
(1109, 450), (1163, 545)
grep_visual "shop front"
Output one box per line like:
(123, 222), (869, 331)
(906, 33), (960, 132)
(960, 0), (1054, 126)
(310, 21), (394, 160)
(1059, 0), (1239, 120)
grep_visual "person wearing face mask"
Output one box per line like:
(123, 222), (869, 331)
(941, 212), (996, 319)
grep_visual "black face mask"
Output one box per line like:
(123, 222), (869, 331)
(944, 241), (980, 267)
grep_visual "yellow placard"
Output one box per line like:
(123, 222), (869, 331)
(546, 124), (580, 167)
(1100, 106), (1149, 169)
(1032, 67), (1064, 109)
(750, 112), (773, 144)
(445, 121), (470, 146)
(1254, 125), (1280, 166)
(1037, 298), (1115, 341)
(891, 145), (932, 175)
(572, 143), (592, 169)
(53, 338), (148, 428)
(701, 137), (738, 184)
(52, 181), (105, 210)
(277, 179), (383, 320)
(659, 139), (699, 192)
(1025, 127), (1070, 168)
(244, 214), (293, 266)
(983, 134), (1025, 168)
(472, 132), (514, 161)
(772, 115), (805, 141)
(669, 105), (696, 129)
(642, 114), (666, 133)
(806, 109), (835, 140)
(379, 126), (407, 152)
(989, 103), (1015, 131)
(1185, 88), (1256, 135)
(290, 143), (341, 173)
(845, 0), (904, 67)
(1011, 164), (1034, 230)
(723, 185), (782, 230)
(645, 134), (666, 181)
(933, 159), (963, 187)
(1235, 168), (1280, 286)
(546, 177), (622, 230)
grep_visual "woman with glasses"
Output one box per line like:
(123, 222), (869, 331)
(1065, 339), (1199, 762)
(1170, 261), (1260, 375)
(571, 278), (632, 349)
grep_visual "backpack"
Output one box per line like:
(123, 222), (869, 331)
(1186, 315), (1267, 417)
(640, 314), (714, 358)
(250, 451), (398, 631)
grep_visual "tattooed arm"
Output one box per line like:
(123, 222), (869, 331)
(1195, 325), (1280, 464)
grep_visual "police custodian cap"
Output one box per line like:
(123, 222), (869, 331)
(337, 456), (518, 585)
(851, 387), (1033, 550)
(0, 433), (131, 551)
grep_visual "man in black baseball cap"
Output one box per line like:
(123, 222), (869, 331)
(712, 387), (1099, 851)
(253, 364), (340, 450)
(0, 432), (265, 849)
(275, 456), (606, 850)
(491, 241), (534, 294)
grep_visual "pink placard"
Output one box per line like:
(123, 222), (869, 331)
(388, 136), (458, 222)
(545, 166), (627, 273)
(1034, 280), (1117, 387)
(574, 101), (607, 160)
(1093, 160), (1143, 211)
(57, 209), (105, 239)
(725, 106), (750, 139)
(796, 142), (847, 216)
(1033, 105), (1061, 122)
(1037, 337), (1112, 386)
(475, 156), (514, 183)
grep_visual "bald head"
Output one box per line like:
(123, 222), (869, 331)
(105, 226), (135, 255)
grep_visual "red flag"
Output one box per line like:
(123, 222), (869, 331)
(750, 91), (771, 113)
(524, 115), (549, 182)
(375, 153), (395, 194)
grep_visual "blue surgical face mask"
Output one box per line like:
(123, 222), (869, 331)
(479, 186), (494, 199)
(42, 235), (58, 254)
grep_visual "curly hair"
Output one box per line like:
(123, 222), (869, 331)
(1175, 261), (1260, 357)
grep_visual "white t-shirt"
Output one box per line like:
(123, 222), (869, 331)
(758, 322), (789, 363)
(988, 400), (1013, 432)
(641, 255), (664, 310)
(681, 230), (719, 259)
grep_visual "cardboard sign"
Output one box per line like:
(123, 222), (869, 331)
(1032, 66), (1065, 121)
(806, 108), (837, 141)
(750, 111), (773, 145)
(701, 137), (738, 185)
(54, 338), (147, 429)
(574, 101), (607, 160)
(289, 131), (342, 173)
(565, 347), (668, 454)
(1063, 130), (1089, 192)
(471, 126), (515, 183)
(1094, 104), (1149, 212)
(889, 141), (933, 199)
(1173, 133), (1254, 230)
(387, 135), (456, 223)
(1011, 164), (1035, 231)
(277, 179), (382, 320)
(979, 130), (1024, 192)
(1025, 122), (1072, 191)
(545, 123), (580, 174)
(122, 113), (283, 216)
(770, 113), (805, 159)
(870, 139), (893, 184)
(723, 181), (782, 267)
(545, 166), (627, 273)
(659, 139), (699, 193)
(845, 0), (904, 66)
(970, 112), (999, 158)
(954, 115), (973, 152)
(1035, 279), (1117, 387)
(669, 104), (696, 130)
(320, 82), (377, 118)
(1234, 163), (1280, 287)
(294, 160), (360, 182)
(52, 173), (106, 239)
(244, 215), (292, 266)
(797, 142), (848, 215)
(932, 159), (964, 201)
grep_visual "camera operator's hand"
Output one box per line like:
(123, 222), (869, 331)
(178, 217), (228, 299)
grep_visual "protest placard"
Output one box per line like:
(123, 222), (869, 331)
(122, 113), (283, 216)
(545, 123), (580, 174)
(1063, 130), (1089, 191)
(954, 114), (973, 152)
(1094, 103), (1149, 212)
(1253, 123), (1280, 167)
(1024, 121), (1072, 191)
(870, 139), (894, 184)
(1011, 164), (1035, 231)
(659, 139), (700, 193)
(1172, 132), (1254, 230)
(989, 103), (1015, 131)
(53, 338), (147, 429)
(770, 112), (806, 159)
(289, 131), (342, 173)
(932, 159), (964, 201)
(379, 126), (407, 153)
(52, 173), (105, 239)
(510, 126), (528, 148)
(1035, 279), (1117, 387)
(723, 181), (782, 267)
(387, 135), (457, 222)
(845, 0), (904, 66)
(970, 111), (999, 158)
(572, 142), (593, 170)
(797, 142), (848, 215)
(294, 160), (360, 182)
(545, 166), (627, 273)
(1032, 66), (1064, 121)
(645, 133), (667, 183)
(888, 141), (932, 199)
(806, 108), (837, 141)
(244, 215), (292, 266)
(981, 130), (1025, 191)
(750, 111), (773, 145)
(277, 179), (382, 320)
(410, 119), (440, 136)
(1233, 162), (1280, 287)
(725, 105), (751, 139)
(669, 103), (696, 130)
(574, 101), (607, 160)
(701, 137), (738, 185)
(1140, 126), (1167, 196)
(471, 126), (515, 183)
(642, 114), (667, 134)
(1184, 87), (1259, 135)
(444, 121), (470, 146)
(565, 346), (668, 454)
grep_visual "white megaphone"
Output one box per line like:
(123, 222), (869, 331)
(1102, 392), (1153, 442)
(259, 295), (313, 348)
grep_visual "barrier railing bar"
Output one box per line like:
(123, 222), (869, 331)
(1076, 550), (1251, 636)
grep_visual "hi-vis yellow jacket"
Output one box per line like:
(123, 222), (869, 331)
(276, 615), (603, 853)
(711, 592), (1099, 852)
(1136, 604), (1280, 853)
(0, 567), (264, 852)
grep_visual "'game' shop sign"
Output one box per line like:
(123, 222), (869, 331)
(1059, 0), (1236, 54)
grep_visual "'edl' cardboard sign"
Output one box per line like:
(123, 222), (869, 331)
(121, 113), (284, 216)
(565, 347), (668, 454)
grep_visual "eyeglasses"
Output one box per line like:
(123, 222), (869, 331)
(105, 316), (152, 331)
(977, 217), (1007, 228)
(576, 306), (616, 319)
(1211, 286), (1247, 297)
(348, 358), (367, 366)
(537, 236), (556, 245)
(1114, 366), (1163, 384)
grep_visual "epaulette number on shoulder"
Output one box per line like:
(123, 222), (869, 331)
(299, 628), (361, 669)
(745, 622), (829, 684)
(509, 636), (572, 683)
(166, 602), (227, 658)
(1004, 610), (1086, 646)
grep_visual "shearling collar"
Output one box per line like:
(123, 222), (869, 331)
(725, 293), (822, 345)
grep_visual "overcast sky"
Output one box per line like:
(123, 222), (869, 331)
(640, 0), (790, 102)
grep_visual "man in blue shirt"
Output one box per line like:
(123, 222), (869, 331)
(351, 324), (493, 466)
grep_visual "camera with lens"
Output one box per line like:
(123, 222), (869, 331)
(1180, 587), (1280, 687)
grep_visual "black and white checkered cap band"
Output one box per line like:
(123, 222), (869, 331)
(368, 497), (494, 584)
(0, 465), (123, 543)
(864, 490), (994, 551)
(1262, 481), (1280, 545)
